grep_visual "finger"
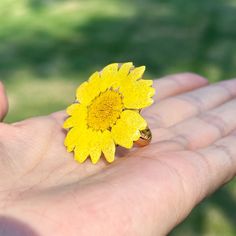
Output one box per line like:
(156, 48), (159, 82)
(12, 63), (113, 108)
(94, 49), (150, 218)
(162, 132), (236, 210)
(0, 81), (8, 121)
(195, 133), (236, 198)
(153, 73), (208, 101)
(145, 79), (236, 128)
(154, 98), (236, 148)
(50, 110), (67, 124)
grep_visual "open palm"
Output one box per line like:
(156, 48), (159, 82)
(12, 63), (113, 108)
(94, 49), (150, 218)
(0, 73), (235, 236)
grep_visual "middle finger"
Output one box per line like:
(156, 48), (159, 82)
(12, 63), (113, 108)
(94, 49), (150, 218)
(144, 79), (236, 129)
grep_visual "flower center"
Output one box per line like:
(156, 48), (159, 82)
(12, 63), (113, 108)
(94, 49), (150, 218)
(87, 89), (124, 131)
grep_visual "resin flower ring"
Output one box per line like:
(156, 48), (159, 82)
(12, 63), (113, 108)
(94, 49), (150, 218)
(63, 62), (155, 164)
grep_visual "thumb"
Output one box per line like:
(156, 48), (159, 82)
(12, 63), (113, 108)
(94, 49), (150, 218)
(0, 81), (8, 121)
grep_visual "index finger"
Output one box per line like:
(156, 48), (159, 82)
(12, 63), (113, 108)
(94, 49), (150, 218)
(153, 73), (208, 101)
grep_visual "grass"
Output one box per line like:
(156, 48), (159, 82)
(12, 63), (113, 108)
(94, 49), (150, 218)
(0, 0), (236, 235)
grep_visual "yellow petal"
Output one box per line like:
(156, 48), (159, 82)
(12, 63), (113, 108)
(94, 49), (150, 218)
(120, 79), (155, 109)
(76, 72), (101, 105)
(128, 66), (146, 81)
(122, 110), (147, 131)
(101, 130), (115, 163)
(64, 127), (80, 151)
(118, 62), (133, 77)
(88, 130), (102, 164)
(63, 104), (87, 129)
(66, 103), (80, 115)
(72, 128), (93, 163)
(112, 124), (134, 148)
(102, 63), (119, 79)
(66, 144), (76, 153)
(111, 110), (147, 148)
(90, 149), (101, 164)
(63, 116), (79, 129)
(100, 63), (119, 91)
(74, 145), (90, 163)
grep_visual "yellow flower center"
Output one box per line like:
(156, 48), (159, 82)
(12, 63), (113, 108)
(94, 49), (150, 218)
(87, 89), (124, 131)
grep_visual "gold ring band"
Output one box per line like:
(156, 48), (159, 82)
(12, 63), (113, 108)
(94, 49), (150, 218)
(135, 126), (152, 147)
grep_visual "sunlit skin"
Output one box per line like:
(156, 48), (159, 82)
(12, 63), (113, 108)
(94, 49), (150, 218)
(0, 73), (236, 235)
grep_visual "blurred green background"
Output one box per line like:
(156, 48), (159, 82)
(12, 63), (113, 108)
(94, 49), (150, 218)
(0, 0), (235, 235)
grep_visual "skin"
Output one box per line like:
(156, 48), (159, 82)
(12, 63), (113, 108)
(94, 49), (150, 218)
(0, 73), (235, 236)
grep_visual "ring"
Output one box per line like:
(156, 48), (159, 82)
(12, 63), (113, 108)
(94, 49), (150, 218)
(63, 62), (155, 164)
(135, 126), (152, 147)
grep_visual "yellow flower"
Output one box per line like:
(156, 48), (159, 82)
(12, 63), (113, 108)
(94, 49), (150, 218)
(63, 62), (155, 164)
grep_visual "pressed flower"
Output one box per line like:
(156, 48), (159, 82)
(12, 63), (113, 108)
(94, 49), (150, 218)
(63, 62), (155, 164)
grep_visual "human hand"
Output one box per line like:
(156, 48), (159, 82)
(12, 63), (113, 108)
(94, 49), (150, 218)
(0, 73), (235, 236)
